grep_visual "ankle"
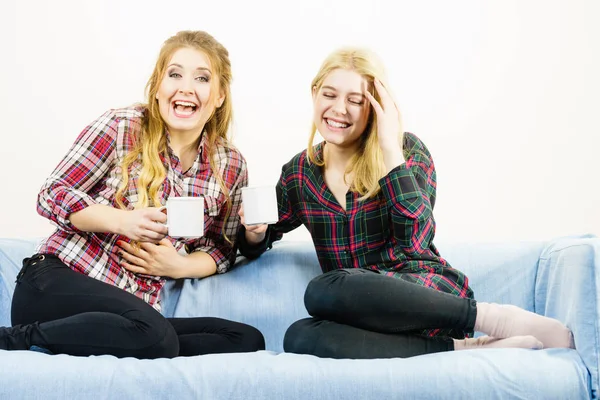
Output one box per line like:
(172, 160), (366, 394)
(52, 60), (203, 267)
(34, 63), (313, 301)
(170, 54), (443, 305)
(473, 302), (493, 333)
(453, 338), (467, 350)
(0, 325), (32, 351)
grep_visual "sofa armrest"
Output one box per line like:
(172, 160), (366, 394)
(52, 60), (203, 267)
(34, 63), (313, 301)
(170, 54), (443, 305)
(535, 235), (600, 398)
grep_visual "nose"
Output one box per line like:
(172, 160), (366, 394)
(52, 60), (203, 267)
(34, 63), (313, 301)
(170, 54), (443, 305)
(178, 78), (194, 96)
(332, 97), (347, 115)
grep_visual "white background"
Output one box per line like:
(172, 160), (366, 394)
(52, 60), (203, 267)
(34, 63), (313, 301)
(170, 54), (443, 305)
(1, 0), (598, 243)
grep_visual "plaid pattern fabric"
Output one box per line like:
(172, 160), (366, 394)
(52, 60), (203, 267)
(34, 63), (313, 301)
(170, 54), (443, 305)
(265, 132), (473, 338)
(36, 106), (247, 311)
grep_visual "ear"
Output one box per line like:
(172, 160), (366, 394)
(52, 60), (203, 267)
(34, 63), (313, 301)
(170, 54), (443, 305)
(217, 92), (225, 108)
(312, 85), (317, 101)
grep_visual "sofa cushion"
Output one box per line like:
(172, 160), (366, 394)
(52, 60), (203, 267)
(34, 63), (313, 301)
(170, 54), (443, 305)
(0, 346), (589, 399)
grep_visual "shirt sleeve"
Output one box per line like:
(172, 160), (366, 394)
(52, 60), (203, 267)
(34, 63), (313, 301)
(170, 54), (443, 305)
(36, 110), (119, 233)
(237, 161), (303, 259)
(190, 151), (248, 274)
(378, 133), (437, 254)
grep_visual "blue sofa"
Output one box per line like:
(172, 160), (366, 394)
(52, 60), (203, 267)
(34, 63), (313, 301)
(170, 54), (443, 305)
(1, 236), (598, 399)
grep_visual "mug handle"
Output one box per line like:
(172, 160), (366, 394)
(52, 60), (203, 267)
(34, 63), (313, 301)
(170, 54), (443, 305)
(157, 206), (169, 229)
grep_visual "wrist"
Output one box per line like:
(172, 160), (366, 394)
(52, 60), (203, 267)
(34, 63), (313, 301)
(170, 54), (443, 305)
(172, 254), (189, 279)
(245, 229), (266, 246)
(381, 146), (405, 174)
(112, 209), (128, 236)
(379, 136), (402, 151)
(175, 251), (217, 279)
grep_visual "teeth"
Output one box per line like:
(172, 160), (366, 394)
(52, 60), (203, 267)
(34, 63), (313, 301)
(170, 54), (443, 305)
(174, 101), (197, 107)
(327, 119), (349, 128)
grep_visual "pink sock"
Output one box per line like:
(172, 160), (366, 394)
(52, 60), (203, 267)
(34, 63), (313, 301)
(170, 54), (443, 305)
(474, 303), (575, 349)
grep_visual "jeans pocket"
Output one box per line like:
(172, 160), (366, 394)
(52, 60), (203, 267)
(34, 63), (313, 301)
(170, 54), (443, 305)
(17, 254), (63, 291)
(15, 254), (46, 283)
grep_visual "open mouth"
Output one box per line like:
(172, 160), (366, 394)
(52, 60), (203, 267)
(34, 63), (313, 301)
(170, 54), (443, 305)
(325, 118), (350, 130)
(172, 100), (198, 118)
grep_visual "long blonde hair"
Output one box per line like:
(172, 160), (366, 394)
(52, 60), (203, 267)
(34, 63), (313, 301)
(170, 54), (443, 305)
(115, 31), (234, 236)
(307, 48), (403, 200)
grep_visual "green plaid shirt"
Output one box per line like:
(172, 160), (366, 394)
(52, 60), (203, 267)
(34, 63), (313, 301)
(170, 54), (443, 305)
(240, 133), (473, 338)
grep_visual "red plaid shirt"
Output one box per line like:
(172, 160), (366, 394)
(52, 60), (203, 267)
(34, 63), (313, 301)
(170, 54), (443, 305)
(36, 106), (247, 311)
(239, 133), (473, 338)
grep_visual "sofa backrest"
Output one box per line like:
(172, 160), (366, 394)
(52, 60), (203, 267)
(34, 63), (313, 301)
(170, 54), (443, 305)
(163, 241), (322, 352)
(0, 239), (39, 326)
(438, 241), (544, 309)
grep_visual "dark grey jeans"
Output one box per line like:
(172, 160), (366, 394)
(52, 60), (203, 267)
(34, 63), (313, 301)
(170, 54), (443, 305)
(284, 268), (477, 358)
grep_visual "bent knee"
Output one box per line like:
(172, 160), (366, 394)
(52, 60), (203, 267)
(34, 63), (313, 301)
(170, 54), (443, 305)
(304, 271), (343, 314)
(238, 324), (266, 352)
(283, 318), (322, 354)
(138, 320), (179, 359)
(305, 269), (371, 314)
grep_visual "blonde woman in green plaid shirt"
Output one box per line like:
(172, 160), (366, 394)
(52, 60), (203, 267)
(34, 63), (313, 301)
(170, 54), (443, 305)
(238, 47), (575, 358)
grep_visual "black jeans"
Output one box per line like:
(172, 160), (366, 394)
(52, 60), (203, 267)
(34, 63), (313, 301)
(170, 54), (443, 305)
(9, 254), (265, 358)
(283, 268), (477, 359)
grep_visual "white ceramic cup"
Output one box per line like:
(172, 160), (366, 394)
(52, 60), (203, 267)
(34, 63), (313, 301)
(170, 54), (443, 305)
(159, 196), (204, 238)
(241, 185), (279, 226)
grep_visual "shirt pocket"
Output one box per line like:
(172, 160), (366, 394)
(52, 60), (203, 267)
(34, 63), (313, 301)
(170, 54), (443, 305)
(361, 199), (389, 250)
(113, 161), (143, 209)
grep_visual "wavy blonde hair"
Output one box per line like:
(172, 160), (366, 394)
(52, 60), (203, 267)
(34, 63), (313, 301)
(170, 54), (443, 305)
(307, 48), (404, 200)
(115, 31), (234, 237)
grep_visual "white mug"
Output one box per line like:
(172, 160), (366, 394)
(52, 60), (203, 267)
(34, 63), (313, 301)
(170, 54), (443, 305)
(241, 185), (279, 226)
(159, 196), (204, 238)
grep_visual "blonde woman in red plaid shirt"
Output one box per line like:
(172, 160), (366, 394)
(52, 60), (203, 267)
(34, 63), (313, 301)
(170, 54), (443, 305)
(1, 31), (264, 358)
(238, 48), (574, 358)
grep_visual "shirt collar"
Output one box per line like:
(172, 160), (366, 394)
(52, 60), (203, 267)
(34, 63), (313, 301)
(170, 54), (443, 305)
(314, 141), (325, 163)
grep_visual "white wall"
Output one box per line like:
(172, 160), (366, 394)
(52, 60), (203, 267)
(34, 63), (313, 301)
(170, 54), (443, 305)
(1, 0), (598, 243)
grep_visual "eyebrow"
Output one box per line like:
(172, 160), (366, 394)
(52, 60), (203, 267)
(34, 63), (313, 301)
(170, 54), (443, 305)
(321, 85), (365, 97)
(167, 63), (212, 73)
